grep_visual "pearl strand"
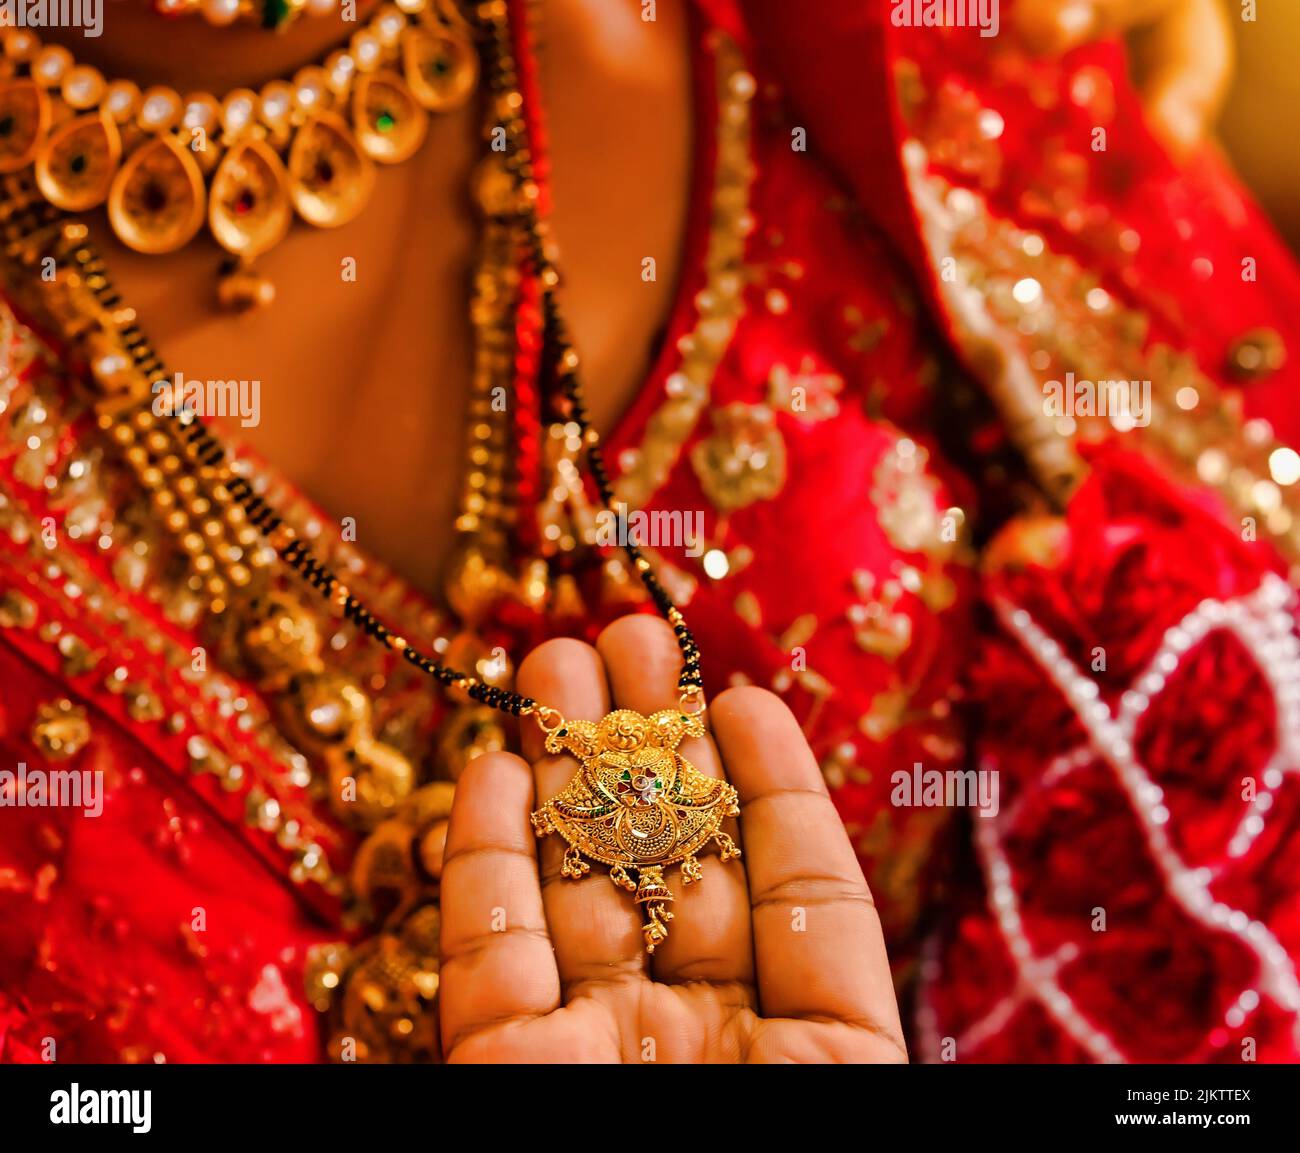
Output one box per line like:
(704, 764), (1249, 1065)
(974, 819), (1127, 1062)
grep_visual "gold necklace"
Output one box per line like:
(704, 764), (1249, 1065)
(156, 0), (347, 31)
(0, 0), (739, 955)
(0, 0), (478, 307)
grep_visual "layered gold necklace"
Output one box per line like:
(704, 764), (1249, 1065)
(0, 0), (740, 958)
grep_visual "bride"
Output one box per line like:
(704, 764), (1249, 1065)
(0, 0), (1296, 1063)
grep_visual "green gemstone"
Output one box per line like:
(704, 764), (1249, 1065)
(261, 0), (293, 30)
(376, 110), (396, 133)
(557, 728), (568, 737)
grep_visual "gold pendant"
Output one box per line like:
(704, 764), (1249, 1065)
(287, 112), (375, 228)
(209, 138), (293, 259)
(530, 707), (740, 953)
(0, 79), (50, 175)
(35, 109), (121, 212)
(353, 71), (428, 164)
(108, 135), (206, 254)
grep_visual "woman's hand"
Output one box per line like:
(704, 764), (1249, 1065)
(1014, 0), (1234, 155)
(438, 614), (905, 1063)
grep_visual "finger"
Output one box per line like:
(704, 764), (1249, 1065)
(1132, 0), (1233, 156)
(710, 686), (904, 1052)
(596, 614), (754, 989)
(517, 636), (649, 988)
(596, 612), (722, 777)
(439, 751), (560, 1058)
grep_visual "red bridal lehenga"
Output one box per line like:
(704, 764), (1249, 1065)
(2, 0), (1299, 1063)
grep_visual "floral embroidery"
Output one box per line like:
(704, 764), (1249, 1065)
(690, 402), (787, 515)
(767, 356), (843, 422)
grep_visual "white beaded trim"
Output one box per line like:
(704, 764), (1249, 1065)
(993, 574), (1300, 1028)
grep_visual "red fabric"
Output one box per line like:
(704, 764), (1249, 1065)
(924, 446), (1300, 1062)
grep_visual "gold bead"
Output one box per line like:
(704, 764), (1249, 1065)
(217, 266), (276, 312)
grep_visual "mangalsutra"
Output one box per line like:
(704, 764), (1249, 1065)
(533, 710), (739, 952)
(0, 0), (735, 952)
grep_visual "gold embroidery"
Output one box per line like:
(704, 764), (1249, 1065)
(902, 88), (1300, 570)
(690, 402), (787, 515)
(31, 698), (90, 760)
(767, 356), (843, 422)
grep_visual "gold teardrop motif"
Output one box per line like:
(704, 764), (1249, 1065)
(0, 79), (50, 175)
(353, 71), (428, 165)
(107, 135), (206, 255)
(34, 109), (121, 212)
(208, 137), (292, 258)
(287, 112), (374, 228)
(403, 26), (479, 111)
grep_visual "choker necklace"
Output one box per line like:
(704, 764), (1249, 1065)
(0, 0), (739, 955)
(155, 0), (346, 31)
(0, 0), (479, 307)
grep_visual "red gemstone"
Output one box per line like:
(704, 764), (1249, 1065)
(141, 181), (167, 214)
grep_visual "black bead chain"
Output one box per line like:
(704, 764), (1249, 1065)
(0, 0), (703, 726)
(477, 1), (703, 697)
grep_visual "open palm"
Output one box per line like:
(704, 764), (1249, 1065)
(438, 614), (906, 1063)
